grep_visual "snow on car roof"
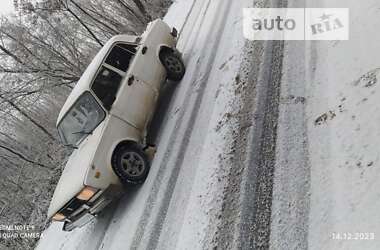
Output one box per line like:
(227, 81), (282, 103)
(56, 34), (138, 125)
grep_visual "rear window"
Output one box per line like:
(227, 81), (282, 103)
(105, 43), (137, 72)
(91, 43), (138, 110)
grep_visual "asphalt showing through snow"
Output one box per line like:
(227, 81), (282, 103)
(243, 39), (284, 249)
(239, 3), (286, 249)
(214, 0), (287, 248)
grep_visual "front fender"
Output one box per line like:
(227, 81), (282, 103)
(84, 115), (141, 189)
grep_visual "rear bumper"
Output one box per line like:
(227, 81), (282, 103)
(62, 185), (123, 231)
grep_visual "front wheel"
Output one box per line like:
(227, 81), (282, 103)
(160, 50), (186, 81)
(111, 143), (150, 185)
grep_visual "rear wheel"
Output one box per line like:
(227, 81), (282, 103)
(160, 50), (186, 81)
(111, 143), (150, 185)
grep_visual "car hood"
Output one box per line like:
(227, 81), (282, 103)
(47, 123), (105, 219)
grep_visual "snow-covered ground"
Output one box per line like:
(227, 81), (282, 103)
(270, 0), (380, 250)
(306, 1), (380, 249)
(36, 0), (380, 249)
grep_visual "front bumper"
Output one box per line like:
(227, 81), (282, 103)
(60, 185), (123, 231)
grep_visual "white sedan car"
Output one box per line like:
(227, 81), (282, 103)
(47, 19), (185, 231)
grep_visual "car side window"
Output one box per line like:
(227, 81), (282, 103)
(91, 66), (122, 110)
(105, 43), (138, 72)
(91, 43), (138, 111)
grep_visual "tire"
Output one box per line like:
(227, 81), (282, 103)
(160, 50), (186, 81)
(111, 143), (150, 185)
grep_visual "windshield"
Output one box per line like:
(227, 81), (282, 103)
(57, 92), (105, 146)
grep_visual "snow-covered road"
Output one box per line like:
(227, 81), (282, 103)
(36, 0), (380, 249)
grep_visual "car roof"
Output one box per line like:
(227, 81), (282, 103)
(56, 34), (138, 125)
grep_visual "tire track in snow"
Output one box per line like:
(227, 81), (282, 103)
(130, 0), (211, 246)
(214, 0), (287, 248)
(242, 39), (284, 249)
(130, 0), (234, 249)
(238, 0), (287, 247)
(144, 1), (234, 248)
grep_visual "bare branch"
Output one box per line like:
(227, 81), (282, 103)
(0, 144), (52, 169)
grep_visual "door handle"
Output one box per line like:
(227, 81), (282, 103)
(128, 75), (134, 86)
(142, 46), (148, 55)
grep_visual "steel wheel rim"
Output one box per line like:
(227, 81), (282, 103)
(165, 55), (182, 73)
(120, 151), (145, 177)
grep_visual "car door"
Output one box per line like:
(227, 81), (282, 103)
(130, 21), (174, 90)
(91, 42), (157, 131)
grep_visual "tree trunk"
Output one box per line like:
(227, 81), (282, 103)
(65, 7), (103, 46)
(0, 94), (58, 142)
(0, 144), (52, 169)
(69, 0), (119, 35)
(131, 0), (151, 21)
(116, 0), (146, 25)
